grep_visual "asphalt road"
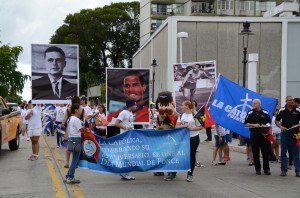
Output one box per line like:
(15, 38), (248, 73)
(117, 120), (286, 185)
(0, 132), (299, 198)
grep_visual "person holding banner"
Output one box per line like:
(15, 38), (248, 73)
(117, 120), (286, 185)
(155, 91), (180, 179)
(65, 103), (86, 184)
(32, 46), (77, 100)
(175, 100), (203, 182)
(92, 104), (107, 138)
(115, 98), (137, 181)
(244, 99), (272, 175)
(275, 96), (300, 177)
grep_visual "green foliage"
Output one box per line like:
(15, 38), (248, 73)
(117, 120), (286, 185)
(5, 95), (22, 104)
(0, 42), (30, 98)
(50, 1), (140, 95)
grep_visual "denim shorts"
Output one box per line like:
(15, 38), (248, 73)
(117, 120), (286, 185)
(273, 133), (280, 140)
(215, 135), (225, 147)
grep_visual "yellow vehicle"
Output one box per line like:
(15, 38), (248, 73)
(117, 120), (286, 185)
(0, 96), (22, 153)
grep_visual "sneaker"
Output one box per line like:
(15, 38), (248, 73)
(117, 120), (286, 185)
(30, 155), (38, 161)
(26, 138), (30, 141)
(66, 177), (80, 184)
(277, 160), (281, 163)
(211, 161), (218, 166)
(218, 161), (226, 165)
(280, 172), (287, 177)
(164, 174), (176, 181)
(264, 171), (271, 175)
(120, 174), (135, 181)
(56, 145), (60, 148)
(28, 155), (34, 160)
(186, 174), (193, 182)
(256, 171), (262, 175)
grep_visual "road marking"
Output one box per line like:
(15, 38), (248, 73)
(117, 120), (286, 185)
(44, 135), (86, 198)
(42, 139), (67, 198)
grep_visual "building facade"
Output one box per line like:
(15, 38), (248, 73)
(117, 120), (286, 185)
(140, 0), (289, 46)
(133, 17), (300, 106)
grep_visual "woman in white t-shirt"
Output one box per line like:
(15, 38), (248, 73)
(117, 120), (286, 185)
(175, 100), (203, 182)
(66, 103), (86, 184)
(93, 104), (107, 138)
(271, 109), (281, 162)
(25, 101), (42, 161)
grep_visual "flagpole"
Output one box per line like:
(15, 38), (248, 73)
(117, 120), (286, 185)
(205, 73), (221, 106)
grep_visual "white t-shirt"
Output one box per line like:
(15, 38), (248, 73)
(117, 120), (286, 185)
(82, 105), (92, 117)
(117, 110), (134, 134)
(177, 113), (200, 137)
(68, 116), (83, 138)
(21, 109), (28, 124)
(55, 106), (67, 122)
(215, 125), (227, 136)
(27, 105), (42, 130)
(271, 116), (281, 134)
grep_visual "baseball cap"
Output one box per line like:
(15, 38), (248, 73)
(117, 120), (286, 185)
(81, 96), (87, 101)
(126, 98), (137, 108)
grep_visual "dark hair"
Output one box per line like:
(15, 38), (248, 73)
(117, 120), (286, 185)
(124, 70), (145, 85)
(71, 103), (80, 114)
(294, 98), (300, 104)
(44, 46), (65, 59)
(71, 96), (81, 104)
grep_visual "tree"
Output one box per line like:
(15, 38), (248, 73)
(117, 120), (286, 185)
(50, 1), (140, 95)
(0, 42), (30, 98)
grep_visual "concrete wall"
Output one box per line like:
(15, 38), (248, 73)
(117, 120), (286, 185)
(133, 17), (300, 106)
(287, 22), (300, 98)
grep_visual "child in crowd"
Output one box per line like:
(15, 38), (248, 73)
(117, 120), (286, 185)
(212, 124), (226, 165)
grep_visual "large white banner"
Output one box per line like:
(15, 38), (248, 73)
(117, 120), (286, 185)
(31, 44), (79, 104)
(173, 60), (216, 114)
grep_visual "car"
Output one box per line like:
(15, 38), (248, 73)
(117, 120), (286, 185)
(0, 97), (22, 153)
(6, 102), (19, 112)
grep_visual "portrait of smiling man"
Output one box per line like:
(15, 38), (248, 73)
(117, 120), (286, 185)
(106, 69), (150, 123)
(32, 44), (78, 102)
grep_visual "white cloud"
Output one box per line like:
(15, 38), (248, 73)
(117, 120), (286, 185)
(0, 0), (137, 101)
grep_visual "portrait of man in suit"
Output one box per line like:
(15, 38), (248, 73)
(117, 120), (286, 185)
(32, 45), (78, 101)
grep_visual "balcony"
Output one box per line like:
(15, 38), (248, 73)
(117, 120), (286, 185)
(150, 0), (176, 4)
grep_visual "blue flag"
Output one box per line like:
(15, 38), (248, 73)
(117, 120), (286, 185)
(209, 75), (277, 138)
(79, 128), (190, 174)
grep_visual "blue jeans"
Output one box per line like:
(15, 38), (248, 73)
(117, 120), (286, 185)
(280, 132), (300, 173)
(66, 137), (81, 179)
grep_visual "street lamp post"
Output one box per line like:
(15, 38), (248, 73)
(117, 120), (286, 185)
(239, 21), (254, 88)
(177, 32), (188, 63)
(238, 21), (254, 146)
(151, 59), (157, 102)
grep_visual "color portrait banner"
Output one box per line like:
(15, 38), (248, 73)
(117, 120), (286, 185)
(79, 128), (190, 174)
(31, 44), (79, 104)
(106, 68), (150, 124)
(209, 75), (277, 139)
(173, 61), (216, 114)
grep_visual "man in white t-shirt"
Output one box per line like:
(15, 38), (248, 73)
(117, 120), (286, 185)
(80, 96), (92, 119)
(54, 104), (67, 147)
(115, 98), (137, 180)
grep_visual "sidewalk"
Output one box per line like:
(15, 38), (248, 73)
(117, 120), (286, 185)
(198, 129), (247, 154)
